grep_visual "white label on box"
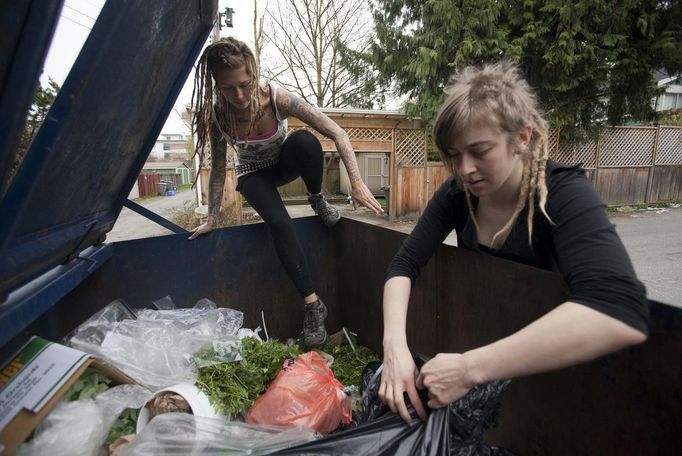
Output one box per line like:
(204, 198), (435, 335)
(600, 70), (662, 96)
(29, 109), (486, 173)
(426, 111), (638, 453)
(0, 338), (89, 431)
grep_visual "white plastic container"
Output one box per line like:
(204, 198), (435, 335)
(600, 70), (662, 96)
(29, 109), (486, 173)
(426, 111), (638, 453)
(136, 382), (220, 433)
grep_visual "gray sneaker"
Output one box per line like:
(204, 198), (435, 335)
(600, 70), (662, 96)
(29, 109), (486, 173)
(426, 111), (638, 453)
(308, 193), (341, 227)
(303, 299), (328, 347)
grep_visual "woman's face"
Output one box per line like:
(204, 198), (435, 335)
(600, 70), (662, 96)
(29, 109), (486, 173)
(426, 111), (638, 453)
(446, 122), (530, 199)
(214, 66), (252, 110)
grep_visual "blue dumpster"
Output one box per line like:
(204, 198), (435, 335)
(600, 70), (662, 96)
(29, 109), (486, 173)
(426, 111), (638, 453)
(1, 1), (681, 454)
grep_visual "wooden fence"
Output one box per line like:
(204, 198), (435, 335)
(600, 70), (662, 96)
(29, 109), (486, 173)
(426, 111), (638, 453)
(392, 125), (682, 219)
(549, 126), (682, 206)
(136, 173), (182, 198)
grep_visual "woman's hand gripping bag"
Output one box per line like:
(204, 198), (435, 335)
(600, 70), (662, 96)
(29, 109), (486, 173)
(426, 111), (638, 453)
(245, 351), (352, 435)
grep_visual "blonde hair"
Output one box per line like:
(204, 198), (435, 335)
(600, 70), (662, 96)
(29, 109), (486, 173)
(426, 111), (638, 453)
(433, 61), (552, 247)
(190, 37), (262, 168)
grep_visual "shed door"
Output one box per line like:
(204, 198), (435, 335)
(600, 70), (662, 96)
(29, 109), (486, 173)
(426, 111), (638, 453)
(364, 153), (389, 194)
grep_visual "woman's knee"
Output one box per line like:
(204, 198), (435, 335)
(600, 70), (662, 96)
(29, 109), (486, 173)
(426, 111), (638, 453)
(264, 209), (295, 235)
(286, 129), (322, 154)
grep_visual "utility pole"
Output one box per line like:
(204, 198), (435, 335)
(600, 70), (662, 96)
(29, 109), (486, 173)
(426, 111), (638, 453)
(212, 5), (235, 43)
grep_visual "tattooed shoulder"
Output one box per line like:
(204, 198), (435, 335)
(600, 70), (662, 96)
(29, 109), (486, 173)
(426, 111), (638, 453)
(278, 89), (338, 138)
(278, 90), (307, 118)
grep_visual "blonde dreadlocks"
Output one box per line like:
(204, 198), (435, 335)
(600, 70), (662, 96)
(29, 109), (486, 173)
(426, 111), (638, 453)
(433, 61), (552, 247)
(190, 37), (262, 175)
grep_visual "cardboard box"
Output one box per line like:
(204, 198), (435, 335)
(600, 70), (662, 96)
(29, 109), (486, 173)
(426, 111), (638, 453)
(0, 337), (135, 455)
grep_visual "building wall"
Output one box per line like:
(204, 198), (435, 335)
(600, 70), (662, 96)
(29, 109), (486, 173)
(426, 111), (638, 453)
(149, 134), (189, 160)
(655, 77), (682, 111)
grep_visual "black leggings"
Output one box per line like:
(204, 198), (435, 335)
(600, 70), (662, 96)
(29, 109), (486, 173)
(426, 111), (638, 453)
(237, 130), (323, 298)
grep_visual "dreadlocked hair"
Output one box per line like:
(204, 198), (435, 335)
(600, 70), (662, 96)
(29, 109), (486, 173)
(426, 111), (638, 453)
(433, 60), (553, 248)
(190, 37), (262, 179)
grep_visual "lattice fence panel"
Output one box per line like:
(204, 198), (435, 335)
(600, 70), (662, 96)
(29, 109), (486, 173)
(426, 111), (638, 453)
(286, 126), (392, 142)
(396, 129), (426, 167)
(287, 125), (314, 135)
(554, 139), (597, 168)
(547, 129), (560, 160)
(345, 127), (393, 141)
(656, 127), (682, 165)
(599, 128), (655, 167)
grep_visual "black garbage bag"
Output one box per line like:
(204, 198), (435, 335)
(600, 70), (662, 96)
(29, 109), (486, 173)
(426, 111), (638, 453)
(272, 355), (513, 456)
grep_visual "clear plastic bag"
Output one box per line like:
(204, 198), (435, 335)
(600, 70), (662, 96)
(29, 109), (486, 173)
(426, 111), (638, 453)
(68, 299), (249, 390)
(63, 299), (136, 349)
(124, 413), (317, 455)
(16, 384), (151, 456)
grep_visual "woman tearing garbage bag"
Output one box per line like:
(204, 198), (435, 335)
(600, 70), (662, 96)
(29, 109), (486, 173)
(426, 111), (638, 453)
(379, 61), (649, 422)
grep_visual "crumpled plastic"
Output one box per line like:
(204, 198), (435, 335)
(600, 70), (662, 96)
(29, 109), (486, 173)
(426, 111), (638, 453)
(16, 384), (151, 456)
(273, 355), (513, 455)
(67, 298), (259, 391)
(123, 412), (318, 455)
(246, 351), (352, 435)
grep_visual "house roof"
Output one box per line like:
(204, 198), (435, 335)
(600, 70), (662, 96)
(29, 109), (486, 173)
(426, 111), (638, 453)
(655, 70), (681, 86)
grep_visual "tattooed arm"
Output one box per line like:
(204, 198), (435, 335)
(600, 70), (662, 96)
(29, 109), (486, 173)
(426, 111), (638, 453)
(207, 123), (227, 222)
(277, 88), (383, 214)
(189, 123), (227, 240)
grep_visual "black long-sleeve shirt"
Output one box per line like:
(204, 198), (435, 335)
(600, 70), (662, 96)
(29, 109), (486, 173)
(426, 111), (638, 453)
(387, 161), (650, 334)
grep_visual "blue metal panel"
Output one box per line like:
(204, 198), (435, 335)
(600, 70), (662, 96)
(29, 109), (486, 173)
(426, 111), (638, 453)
(0, 244), (112, 348)
(0, 0), (217, 297)
(0, 0), (63, 191)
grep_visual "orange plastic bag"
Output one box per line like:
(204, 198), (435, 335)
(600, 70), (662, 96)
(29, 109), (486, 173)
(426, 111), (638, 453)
(245, 351), (352, 435)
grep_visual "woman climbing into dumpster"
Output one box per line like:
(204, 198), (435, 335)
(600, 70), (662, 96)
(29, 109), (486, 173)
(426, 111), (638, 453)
(379, 61), (650, 423)
(187, 37), (383, 347)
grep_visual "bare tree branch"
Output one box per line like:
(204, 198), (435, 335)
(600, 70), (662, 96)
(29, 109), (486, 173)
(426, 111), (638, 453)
(260, 0), (376, 109)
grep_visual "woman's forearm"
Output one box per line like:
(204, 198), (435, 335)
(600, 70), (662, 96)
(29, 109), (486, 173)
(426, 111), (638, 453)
(382, 276), (413, 349)
(464, 302), (647, 385)
(208, 132), (227, 220)
(332, 130), (362, 183)
(207, 166), (225, 220)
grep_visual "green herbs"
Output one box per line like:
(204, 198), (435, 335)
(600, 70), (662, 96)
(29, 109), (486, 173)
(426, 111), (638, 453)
(62, 368), (111, 401)
(320, 342), (380, 387)
(105, 408), (139, 446)
(195, 336), (380, 416)
(61, 369), (139, 447)
(196, 337), (300, 416)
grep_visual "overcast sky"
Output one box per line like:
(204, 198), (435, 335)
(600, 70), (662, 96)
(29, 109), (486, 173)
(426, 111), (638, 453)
(41, 0), (258, 135)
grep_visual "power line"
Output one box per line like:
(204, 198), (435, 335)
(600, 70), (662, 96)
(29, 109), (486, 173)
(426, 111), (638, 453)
(64, 4), (98, 22)
(60, 14), (92, 31)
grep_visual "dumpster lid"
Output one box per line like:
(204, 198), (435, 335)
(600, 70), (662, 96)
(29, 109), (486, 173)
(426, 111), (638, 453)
(0, 0), (216, 297)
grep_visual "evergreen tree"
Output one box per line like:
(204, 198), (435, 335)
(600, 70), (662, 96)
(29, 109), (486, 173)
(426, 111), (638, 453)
(1, 78), (60, 194)
(369, 0), (509, 119)
(367, 0), (682, 140)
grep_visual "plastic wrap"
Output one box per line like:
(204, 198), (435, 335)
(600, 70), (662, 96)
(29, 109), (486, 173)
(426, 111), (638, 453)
(123, 413), (317, 455)
(68, 299), (249, 390)
(62, 299), (136, 348)
(16, 384), (151, 456)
